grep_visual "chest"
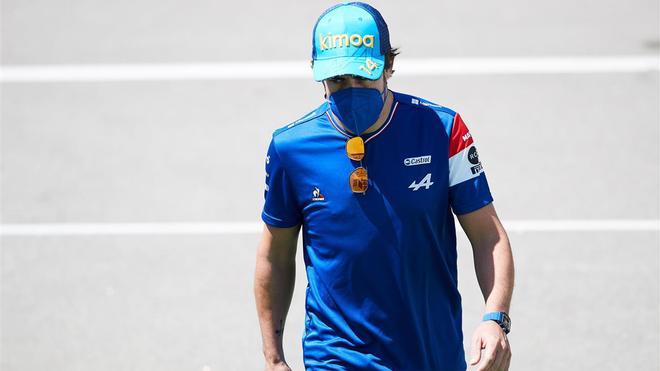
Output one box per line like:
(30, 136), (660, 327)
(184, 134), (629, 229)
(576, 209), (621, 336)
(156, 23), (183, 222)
(291, 120), (450, 223)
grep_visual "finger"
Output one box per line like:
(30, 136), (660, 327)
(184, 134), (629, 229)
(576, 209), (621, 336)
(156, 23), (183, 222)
(499, 336), (512, 370)
(469, 336), (483, 365)
(476, 340), (498, 371)
(494, 335), (512, 370)
(491, 345), (507, 371)
(502, 349), (512, 370)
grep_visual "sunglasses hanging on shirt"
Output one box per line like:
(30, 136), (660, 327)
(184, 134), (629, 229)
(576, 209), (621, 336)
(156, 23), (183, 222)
(345, 136), (368, 193)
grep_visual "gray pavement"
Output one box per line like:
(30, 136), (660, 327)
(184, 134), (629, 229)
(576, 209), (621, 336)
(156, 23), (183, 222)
(1, 0), (659, 370)
(2, 74), (658, 223)
(1, 232), (657, 370)
(1, 0), (658, 64)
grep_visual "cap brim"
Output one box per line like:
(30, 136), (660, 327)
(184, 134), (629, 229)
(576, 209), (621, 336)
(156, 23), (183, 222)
(312, 56), (385, 82)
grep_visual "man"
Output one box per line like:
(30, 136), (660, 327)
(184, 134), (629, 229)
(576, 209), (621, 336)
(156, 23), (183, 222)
(254, 2), (514, 370)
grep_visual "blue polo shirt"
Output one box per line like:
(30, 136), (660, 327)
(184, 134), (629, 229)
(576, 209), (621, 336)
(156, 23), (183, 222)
(261, 90), (494, 370)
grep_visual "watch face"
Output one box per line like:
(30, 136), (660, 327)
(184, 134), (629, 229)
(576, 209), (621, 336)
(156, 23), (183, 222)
(502, 313), (511, 332)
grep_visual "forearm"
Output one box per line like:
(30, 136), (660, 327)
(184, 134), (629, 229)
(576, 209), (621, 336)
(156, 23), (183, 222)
(472, 229), (514, 313)
(254, 247), (296, 364)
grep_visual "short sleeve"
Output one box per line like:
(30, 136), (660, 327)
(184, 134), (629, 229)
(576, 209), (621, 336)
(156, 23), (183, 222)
(447, 113), (494, 215)
(261, 137), (302, 227)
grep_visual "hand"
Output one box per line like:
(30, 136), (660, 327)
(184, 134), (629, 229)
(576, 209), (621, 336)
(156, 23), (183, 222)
(265, 361), (292, 371)
(469, 320), (511, 370)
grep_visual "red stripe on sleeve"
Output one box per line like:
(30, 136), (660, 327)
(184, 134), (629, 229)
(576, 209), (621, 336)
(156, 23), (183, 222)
(448, 113), (474, 158)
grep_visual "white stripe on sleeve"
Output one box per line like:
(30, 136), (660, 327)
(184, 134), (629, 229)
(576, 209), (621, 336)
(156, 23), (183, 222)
(448, 144), (484, 187)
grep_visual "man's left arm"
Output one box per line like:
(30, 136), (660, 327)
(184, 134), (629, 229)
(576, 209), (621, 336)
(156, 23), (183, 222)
(457, 202), (514, 371)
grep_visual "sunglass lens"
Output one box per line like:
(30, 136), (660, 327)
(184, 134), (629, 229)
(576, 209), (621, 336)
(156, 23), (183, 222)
(349, 167), (368, 193)
(346, 137), (365, 161)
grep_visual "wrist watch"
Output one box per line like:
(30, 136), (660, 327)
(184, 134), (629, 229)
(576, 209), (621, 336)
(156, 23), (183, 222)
(483, 311), (511, 334)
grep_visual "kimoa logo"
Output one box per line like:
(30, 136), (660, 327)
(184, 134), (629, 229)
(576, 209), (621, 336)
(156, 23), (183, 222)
(319, 33), (375, 50)
(404, 155), (432, 166)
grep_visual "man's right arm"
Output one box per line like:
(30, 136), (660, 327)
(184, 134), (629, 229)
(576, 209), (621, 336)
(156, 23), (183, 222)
(254, 222), (301, 369)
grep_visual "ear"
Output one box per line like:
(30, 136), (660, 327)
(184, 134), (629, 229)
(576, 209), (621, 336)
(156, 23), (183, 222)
(384, 68), (394, 80)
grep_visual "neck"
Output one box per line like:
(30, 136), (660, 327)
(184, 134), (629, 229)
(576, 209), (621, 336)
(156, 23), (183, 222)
(331, 89), (394, 136)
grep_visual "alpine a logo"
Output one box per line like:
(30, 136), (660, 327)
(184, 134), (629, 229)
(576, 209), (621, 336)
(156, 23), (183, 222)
(409, 173), (434, 191)
(404, 155), (432, 167)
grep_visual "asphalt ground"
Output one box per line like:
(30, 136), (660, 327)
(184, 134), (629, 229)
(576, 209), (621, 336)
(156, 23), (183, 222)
(1, 0), (659, 370)
(2, 0), (658, 63)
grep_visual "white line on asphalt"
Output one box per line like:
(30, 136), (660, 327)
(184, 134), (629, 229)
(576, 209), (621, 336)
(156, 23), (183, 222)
(0, 220), (658, 236)
(502, 219), (660, 232)
(0, 222), (263, 236)
(1, 56), (658, 82)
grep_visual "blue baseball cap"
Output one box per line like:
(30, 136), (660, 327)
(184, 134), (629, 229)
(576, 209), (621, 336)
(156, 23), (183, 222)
(311, 2), (391, 81)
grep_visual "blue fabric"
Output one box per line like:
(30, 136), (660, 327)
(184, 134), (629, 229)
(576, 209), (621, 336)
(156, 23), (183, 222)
(261, 91), (494, 370)
(328, 87), (386, 135)
(311, 2), (390, 81)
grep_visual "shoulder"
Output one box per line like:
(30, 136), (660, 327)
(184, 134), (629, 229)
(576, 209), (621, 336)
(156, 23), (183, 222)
(392, 91), (459, 138)
(272, 102), (328, 137)
(270, 101), (328, 149)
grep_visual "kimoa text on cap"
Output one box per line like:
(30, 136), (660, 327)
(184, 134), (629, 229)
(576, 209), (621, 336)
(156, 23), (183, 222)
(319, 33), (375, 51)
